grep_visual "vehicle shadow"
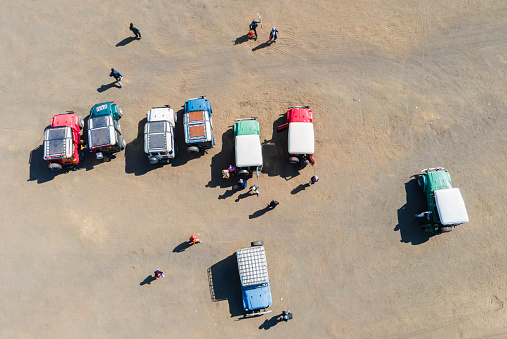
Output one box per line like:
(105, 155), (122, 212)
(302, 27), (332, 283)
(234, 34), (250, 45)
(259, 313), (283, 330)
(171, 109), (196, 167)
(249, 205), (271, 219)
(206, 128), (235, 189)
(97, 82), (120, 93)
(116, 36), (137, 47)
(264, 114), (299, 180)
(207, 253), (244, 317)
(28, 144), (69, 183)
(252, 41), (270, 52)
(394, 178), (431, 245)
(125, 117), (164, 175)
(140, 275), (156, 286)
(173, 241), (192, 253)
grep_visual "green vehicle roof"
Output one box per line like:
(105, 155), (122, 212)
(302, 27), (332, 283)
(234, 120), (260, 137)
(424, 170), (452, 192)
(91, 102), (115, 117)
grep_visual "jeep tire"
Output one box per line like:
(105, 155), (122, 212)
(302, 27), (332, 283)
(49, 163), (62, 171)
(78, 116), (84, 129)
(440, 226), (452, 233)
(187, 146), (200, 154)
(251, 240), (264, 247)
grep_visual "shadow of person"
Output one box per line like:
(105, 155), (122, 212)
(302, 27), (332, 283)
(259, 314), (282, 330)
(173, 241), (192, 253)
(97, 82), (120, 93)
(291, 183), (308, 195)
(249, 206), (271, 219)
(252, 42), (270, 52)
(140, 275), (156, 286)
(234, 34), (250, 45)
(116, 36), (137, 47)
(218, 189), (236, 200)
(394, 178), (431, 245)
(235, 191), (252, 202)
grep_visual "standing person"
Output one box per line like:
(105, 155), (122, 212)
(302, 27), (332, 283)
(154, 270), (165, 279)
(129, 23), (142, 39)
(268, 200), (279, 209)
(235, 178), (247, 190)
(249, 185), (260, 196)
(249, 20), (260, 39)
(269, 27), (278, 42)
(309, 175), (319, 185)
(189, 233), (201, 244)
(109, 68), (123, 88)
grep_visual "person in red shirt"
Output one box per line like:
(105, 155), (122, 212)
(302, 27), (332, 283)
(189, 233), (201, 244)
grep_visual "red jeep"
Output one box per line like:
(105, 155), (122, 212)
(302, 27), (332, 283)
(277, 106), (315, 165)
(43, 112), (84, 171)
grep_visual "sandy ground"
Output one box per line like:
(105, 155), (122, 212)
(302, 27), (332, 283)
(1, 0), (507, 337)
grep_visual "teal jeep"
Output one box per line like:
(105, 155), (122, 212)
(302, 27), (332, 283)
(416, 168), (469, 233)
(88, 102), (126, 160)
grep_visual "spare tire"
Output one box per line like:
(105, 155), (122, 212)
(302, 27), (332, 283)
(117, 106), (123, 118)
(288, 156), (299, 164)
(118, 136), (126, 150)
(238, 169), (249, 176)
(187, 146), (200, 154)
(251, 240), (264, 247)
(49, 163), (62, 171)
(417, 176), (424, 190)
(78, 116), (84, 129)
(149, 157), (159, 164)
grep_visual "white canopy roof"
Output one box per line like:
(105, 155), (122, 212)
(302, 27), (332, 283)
(235, 134), (263, 167)
(288, 122), (314, 155)
(435, 188), (469, 225)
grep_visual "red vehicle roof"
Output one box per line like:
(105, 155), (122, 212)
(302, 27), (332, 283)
(51, 112), (77, 128)
(287, 107), (313, 123)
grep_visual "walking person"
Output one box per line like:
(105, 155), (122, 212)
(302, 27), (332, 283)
(308, 175), (319, 185)
(109, 68), (123, 88)
(269, 27), (278, 43)
(129, 23), (142, 39)
(234, 178), (247, 190)
(189, 233), (201, 244)
(268, 200), (279, 209)
(154, 270), (165, 279)
(249, 20), (260, 39)
(249, 185), (260, 196)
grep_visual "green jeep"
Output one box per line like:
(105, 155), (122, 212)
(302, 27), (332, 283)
(416, 167), (469, 233)
(88, 101), (126, 160)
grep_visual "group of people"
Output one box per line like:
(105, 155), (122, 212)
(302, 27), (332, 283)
(108, 23), (142, 88)
(249, 20), (279, 43)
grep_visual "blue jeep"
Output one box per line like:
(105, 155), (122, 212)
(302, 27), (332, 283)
(183, 96), (215, 153)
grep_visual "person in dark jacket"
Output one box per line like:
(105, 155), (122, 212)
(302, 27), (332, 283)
(269, 27), (278, 42)
(109, 68), (123, 88)
(249, 20), (260, 39)
(129, 23), (142, 39)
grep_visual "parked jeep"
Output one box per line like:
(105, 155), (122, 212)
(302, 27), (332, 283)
(234, 118), (263, 177)
(144, 106), (177, 164)
(277, 106), (315, 166)
(183, 96), (215, 153)
(87, 102), (125, 160)
(43, 111), (84, 171)
(416, 167), (469, 233)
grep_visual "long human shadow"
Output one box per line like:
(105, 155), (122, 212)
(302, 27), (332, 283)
(252, 41), (270, 52)
(207, 254), (244, 317)
(394, 178), (431, 245)
(116, 36), (137, 47)
(206, 128), (235, 189)
(291, 183), (308, 195)
(97, 82), (120, 92)
(140, 275), (156, 286)
(235, 191), (253, 202)
(173, 241), (192, 253)
(234, 34), (250, 45)
(259, 313), (283, 330)
(249, 205), (271, 219)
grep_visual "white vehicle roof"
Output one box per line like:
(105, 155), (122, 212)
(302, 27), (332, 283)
(435, 188), (469, 225)
(288, 122), (314, 155)
(43, 126), (73, 159)
(144, 120), (174, 154)
(235, 134), (263, 167)
(236, 246), (269, 287)
(147, 107), (176, 126)
(88, 115), (116, 148)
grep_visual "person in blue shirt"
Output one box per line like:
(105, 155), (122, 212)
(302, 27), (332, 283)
(249, 20), (260, 39)
(109, 68), (123, 88)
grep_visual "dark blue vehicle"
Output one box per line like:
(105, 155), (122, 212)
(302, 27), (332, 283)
(236, 241), (273, 317)
(183, 96), (215, 154)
